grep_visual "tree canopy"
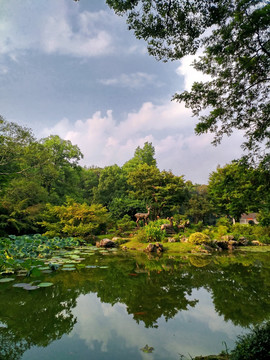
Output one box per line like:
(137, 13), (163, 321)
(106, 0), (270, 161)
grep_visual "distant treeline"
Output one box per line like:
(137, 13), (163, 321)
(0, 117), (269, 237)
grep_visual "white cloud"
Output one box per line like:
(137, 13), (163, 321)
(176, 55), (211, 91)
(41, 10), (114, 57)
(0, 2), (117, 58)
(41, 100), (245, 184)
(99, 72), (161, 89)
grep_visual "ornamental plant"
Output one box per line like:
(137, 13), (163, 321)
(188, 232), (210, 245)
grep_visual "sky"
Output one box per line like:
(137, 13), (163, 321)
(0, 0), (246, 184)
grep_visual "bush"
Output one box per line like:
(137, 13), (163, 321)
(188, 232), (210, 245)
(114, 215), (136, 236)
(230, 321), (270, 360)
(40, 199), (109, 238)
(231, 224), (270, 243)
(135, 221), (166, 243)
(216, 216), (232, 228)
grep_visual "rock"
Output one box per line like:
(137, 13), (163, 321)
(145, 243), (164, 253)
(200, 244), (213, 253)
(96, 239), (117, 248)
(252, 240), (261, 246)
(215, 241), (229, 250)
(112, 237), (121, 241)
(168, 237), (178, 243)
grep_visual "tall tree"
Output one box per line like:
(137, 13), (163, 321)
(107, 1), (270, 161)
(208, 161), (258, 221)
(122, 142), (157, 173)
(92, 164), (127, 206)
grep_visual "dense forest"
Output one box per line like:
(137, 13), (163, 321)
(1, 116), (269, 240)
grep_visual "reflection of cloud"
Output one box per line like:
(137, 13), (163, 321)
(185, 288), (243, 339)
(42, 100), (245, 184)
(69, 289), (243, 359)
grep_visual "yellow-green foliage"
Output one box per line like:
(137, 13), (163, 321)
(40, 199), (109, 238)
(189, 232), (210, 244)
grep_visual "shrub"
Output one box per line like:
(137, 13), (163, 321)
(135, 221), (166, 243)
(40, 199), (109, 238)
(216, 216), (232, 228)
(230, 321), (270, 360)
(188, 232), (210, 245)
(114, 215), (136, 236)
(213, 225), (229, 239)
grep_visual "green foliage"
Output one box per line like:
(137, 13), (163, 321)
(136, 221), (166, 243)
(108, 197), (145, 220)
(107, 1), (270, 161)
(122, 142), (157, 173)
(40, 199), (109, 239)
(186, 184), (214, 224)
(216, 217), (232, 228)
(0, 234), (79, 272)
(114, 215), (136, 236)
(230, 321), (270, 360)
(93, 164), (127, 206)
(232, 224), (270, 243)
(208, 162), (258, 221)
(188, 232), (210, 245)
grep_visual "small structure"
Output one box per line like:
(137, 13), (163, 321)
(239, 213), (259, 225)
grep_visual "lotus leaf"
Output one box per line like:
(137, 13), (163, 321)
(38, 282), (53, 287)
(0, 278), (15, 283)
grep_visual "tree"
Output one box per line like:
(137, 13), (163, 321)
(107, 1), (270, 160)
(40, 198), (109, 238)
(92, 164), (127, 206)
(39, 135), (83, 202)
(208, 161), (258, 221)
(122, 142), (157, 173)
(186, 185), (214, 224)
(0, 117), (36, 187)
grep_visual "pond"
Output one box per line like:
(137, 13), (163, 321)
(1, 248), (270, 360)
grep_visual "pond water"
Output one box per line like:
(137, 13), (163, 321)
(1, 248), (270, 360)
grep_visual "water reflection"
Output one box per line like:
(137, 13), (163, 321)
(0, 250), (269, 359)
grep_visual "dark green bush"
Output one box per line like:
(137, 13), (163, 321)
(230, 322), (270, 360)
(114, 215), (136, 236)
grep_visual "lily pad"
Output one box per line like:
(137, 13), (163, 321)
(13, 283), (39, 290)
(13, 283), (31, 288)
(0, 278), (15, 283)
(61, 267), (76, 271)
(63, 264), (76, 268)
(38, 282), (53, 287)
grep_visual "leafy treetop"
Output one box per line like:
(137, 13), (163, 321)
(106, 0), (270, 162)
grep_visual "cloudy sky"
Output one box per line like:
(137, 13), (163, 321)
(0, 0), (245, 184)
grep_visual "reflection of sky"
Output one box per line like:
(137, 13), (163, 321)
(22, 288), (245, 359)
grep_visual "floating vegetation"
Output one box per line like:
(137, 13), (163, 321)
(0, 234), (104, 279)
(0, 278), (15, 283)
(140, 345), (154, 353)
(38, 282), (53, 288)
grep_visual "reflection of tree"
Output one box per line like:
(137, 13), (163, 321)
(0, 251), (270, 358)
(188, 253), (270, 327)
(0, 282), (78, 359)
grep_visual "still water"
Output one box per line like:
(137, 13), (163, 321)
(1, 249), (270, 359)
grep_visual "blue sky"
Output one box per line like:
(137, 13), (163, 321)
(0, 0), (245, 183)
